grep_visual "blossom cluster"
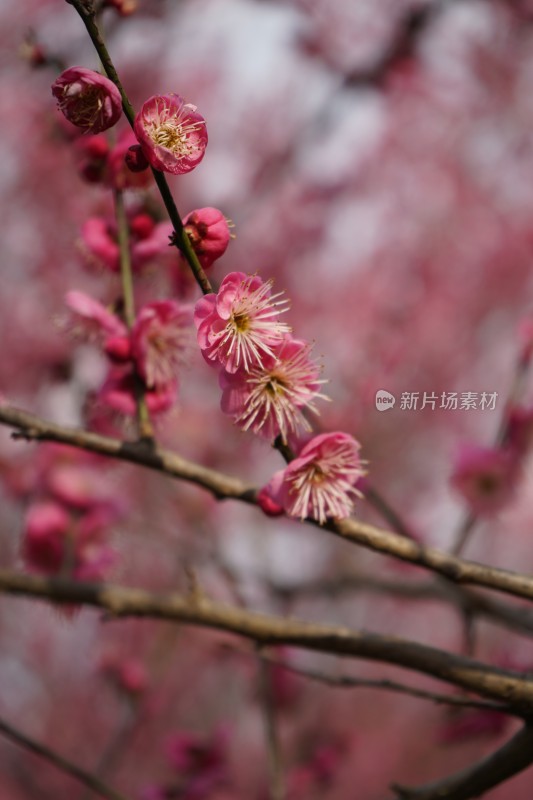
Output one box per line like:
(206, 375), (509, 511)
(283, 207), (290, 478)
(21, 444), (121, 580)
(66, 291), (191, 418)
(53, 71), (364, 524)
(193, 272), (365, 523)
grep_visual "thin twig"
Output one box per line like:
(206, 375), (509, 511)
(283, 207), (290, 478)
(113, 188), (153, 439)
(0, 714), (130, 800)
(257, 650), (286, 800)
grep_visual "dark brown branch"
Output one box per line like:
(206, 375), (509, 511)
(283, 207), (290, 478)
(5, 403), (533, 608)
(1, 569), (533, 712)
(0, 714), (130, 800)
(392, 723), (533, 800)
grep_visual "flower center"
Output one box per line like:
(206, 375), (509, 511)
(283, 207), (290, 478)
(231, 312), (250, 333)
(150, 120), (203, 156)
(63, 85), (103, 127)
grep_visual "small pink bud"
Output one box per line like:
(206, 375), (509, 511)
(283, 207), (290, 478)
(183, 207), (231, 268)
(257, 486), (284, 517)
(52, 66), (123, 134)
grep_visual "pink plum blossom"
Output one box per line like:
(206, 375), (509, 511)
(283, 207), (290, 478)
(52, 67), (122, 134)
(263, 432), (365, 524)
(131, 300), (192, 388)
(194, 272), (290, 373)
(220, 336), (327, 442)
(134, 94), (208, 175)
(450, 443), (520, 516)
(183, 207), (231, 269)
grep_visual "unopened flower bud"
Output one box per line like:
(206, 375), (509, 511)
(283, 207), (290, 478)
(184, 207), (231, 268)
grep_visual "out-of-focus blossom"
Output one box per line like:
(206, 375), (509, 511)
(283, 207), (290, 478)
(131, 300), (192, 388)
(194, 272), (290, 373)
(286, 741), (346, 798)
(80, 214), (172, 273)
(104, 0), (138, 15)
(505, 404), (533, 458)
(79, 217), (120, 272)
(52, 67), (122, 134)
(450, 443), (520, 516)
(23, 501), (70, 573)
(438, 707), (509, 744)
(65, 290), (126, 343)
(74, 134), (110, 183)
(23, 501), (116, 580)
(262, 432), (365, 524)
(100, 653), (148, 695)
(142, 727), (230, 800)
(134, 94), (208, 175)
(98, 368), (178, 416)
(124, 144), (150, 175)
(183, 207), (231, 269)
(220, 336), (327, 442)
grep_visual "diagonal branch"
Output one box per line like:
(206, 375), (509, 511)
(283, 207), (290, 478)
(392, 723), (533, 800)
(0, 714), (130, 800)
(1, 568), (533, 712)
(4, 403), (533, 608)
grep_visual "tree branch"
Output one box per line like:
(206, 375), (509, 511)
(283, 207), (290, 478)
(1, 569), (533, 712)
(0, 714), (130, 800)
(4, 403), (533, 609)
(392, 723), (533, 800)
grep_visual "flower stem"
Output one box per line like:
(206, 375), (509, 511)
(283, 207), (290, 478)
(114, 188), (153, 440)
(66, 0), (213, 296)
